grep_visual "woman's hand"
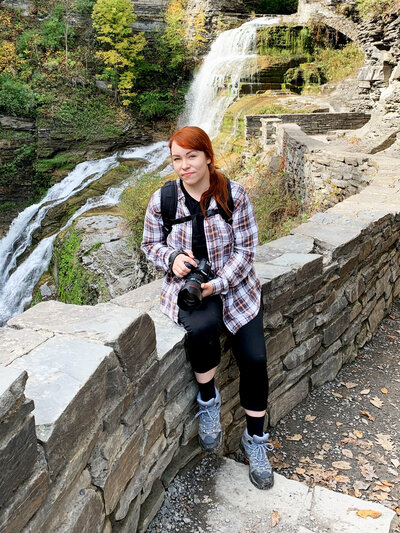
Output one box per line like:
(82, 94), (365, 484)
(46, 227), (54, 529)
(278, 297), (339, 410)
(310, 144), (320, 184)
(172, 250), (197, 278)
(201, 282), (214, 298)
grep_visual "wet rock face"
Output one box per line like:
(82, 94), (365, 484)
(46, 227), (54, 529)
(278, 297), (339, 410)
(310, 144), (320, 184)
(72, 214), (159, 301)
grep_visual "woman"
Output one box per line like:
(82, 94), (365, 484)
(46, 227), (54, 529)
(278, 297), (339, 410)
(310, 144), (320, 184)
(141, 126), (274, 490)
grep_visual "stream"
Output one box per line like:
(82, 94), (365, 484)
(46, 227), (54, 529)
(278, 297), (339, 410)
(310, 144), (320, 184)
(0, 16), (279, 326)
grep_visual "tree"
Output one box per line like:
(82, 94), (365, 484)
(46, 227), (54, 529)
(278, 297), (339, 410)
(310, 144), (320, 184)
(92, 0), (146, 105)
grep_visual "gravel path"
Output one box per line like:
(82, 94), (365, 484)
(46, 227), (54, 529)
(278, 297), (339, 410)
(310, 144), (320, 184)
(148, 301), (400, 532)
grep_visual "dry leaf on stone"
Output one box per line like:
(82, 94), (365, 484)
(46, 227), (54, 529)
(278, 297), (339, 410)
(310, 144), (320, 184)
(370, 397), (383, 409)
(322, 443), (331, 451)
(336, 422), (343, 426)
(271, 510), (281, 527)
(353, 486), (362, 497)
(287, 434), (302, 441)
(375, 434), (393, 451)
(304, 414), (316, 422)
(335, 475), (350, 483)
(391, 458), (400, 468)
(373, 483), (391, 493)
(356, 509), (382, 519)
(354, 430), (364, 439)
(360, 462), (378, 481)
(332, 392), (344, 398)
(296, 467), (306, 475)
(332, 461), (352, 470)
(395, 507), (400, 516)
(370, 491), (389, 502)
(360, 389), (370, 395)
(342, 449), (354, 459)
(342, 381), (358, 389)
(380, 387), (388, 394)
(360, 410), (375, 421)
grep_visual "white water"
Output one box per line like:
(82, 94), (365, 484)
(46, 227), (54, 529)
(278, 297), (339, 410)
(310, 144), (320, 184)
(180, 17), (279, 137)
(0, 16), (278, 325)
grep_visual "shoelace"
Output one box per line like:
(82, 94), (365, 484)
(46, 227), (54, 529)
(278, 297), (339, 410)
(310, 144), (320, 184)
(194, 404), (220, 433)
(247, 438), (274, 469)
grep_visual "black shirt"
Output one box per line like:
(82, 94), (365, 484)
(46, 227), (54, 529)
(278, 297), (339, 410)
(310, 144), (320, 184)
(180, 181), (209, 260)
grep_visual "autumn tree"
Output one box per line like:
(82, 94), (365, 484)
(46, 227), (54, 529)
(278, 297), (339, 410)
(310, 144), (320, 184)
(92, 0), (146, 105)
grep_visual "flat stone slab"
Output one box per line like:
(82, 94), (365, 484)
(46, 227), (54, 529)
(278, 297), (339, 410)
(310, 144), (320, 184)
(208, 458), (396, 533)
(7, 301), (143, 345)
(0, 327), (52, 366)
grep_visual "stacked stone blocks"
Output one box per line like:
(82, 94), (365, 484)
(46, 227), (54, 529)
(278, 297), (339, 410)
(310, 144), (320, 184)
(1, 142), (400, 532)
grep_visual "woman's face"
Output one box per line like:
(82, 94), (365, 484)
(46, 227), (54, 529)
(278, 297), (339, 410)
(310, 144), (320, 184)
(171, 141), (211, 190)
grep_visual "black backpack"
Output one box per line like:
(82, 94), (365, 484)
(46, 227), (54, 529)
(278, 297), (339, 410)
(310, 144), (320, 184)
(160, 179), (235, 240)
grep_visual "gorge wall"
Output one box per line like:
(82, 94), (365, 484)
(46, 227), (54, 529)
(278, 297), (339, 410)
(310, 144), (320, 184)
(1, 136), (400, 531)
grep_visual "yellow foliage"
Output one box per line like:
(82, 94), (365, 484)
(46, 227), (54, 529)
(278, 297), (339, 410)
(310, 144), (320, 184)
(0, 40), (17, 73)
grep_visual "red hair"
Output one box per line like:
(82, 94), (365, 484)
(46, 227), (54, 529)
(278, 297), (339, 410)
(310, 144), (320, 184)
(169, 126), (231, 218)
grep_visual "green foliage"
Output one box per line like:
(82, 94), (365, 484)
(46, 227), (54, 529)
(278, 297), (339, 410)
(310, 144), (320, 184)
(0, 201), (17, 214)
(76, 0), (96, 14)
(136, 88), (187, 120)
(0, 74), (38, 116)
(120, 172), (168, 248)
(356, 0), (398, 18)
(53, 224), (97, 304)
(92, 0), (146, 105)
(314, 42), (364, 83)
(34, 152), (82, 173)
(0, 143), (36, 185)
(40, 4), (68, 51)
(51, 94), (127, 139)
(253, 103), (311, 114)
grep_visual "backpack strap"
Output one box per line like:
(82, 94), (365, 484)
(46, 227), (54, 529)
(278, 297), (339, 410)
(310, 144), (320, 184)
(160, 180), (178, 240)
(160, 178), (235, 240)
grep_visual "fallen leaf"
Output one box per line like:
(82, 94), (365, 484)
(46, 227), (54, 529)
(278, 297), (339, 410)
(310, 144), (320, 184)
(304, 414), (316, 422)
(370, 491), (389, 502)
(336, 422), (343, 426)
(380, 480), (393, 487)
(342, 449), (354, 459)
(271, 510), (281, 527)
(335, 474), (350, 483)
(370, 397), (383, 409)
(332, 392), (343, 398)
(360, 389), (370, 395)
(373, 483), (391, 493)
(375, 434), (393, 452)
(354, 486), (362, 497)
(354, 430), (364, 439)
(287, 434), (302, 441)
(360, 410), (375, 421)
(361, 418), (369, 425)
(360, 463), (378, 481)
(296, 467), (306, 475)
(332, 461), (352, 470)
(356, 509), (382, 519)
(341, 381), (358, 389)
(395, 507), (400, 516)
(322, 443), (331, 451)
(354, 480), (370, 490)
(380, 387), (388, 394)
(391, 458), (400, 469)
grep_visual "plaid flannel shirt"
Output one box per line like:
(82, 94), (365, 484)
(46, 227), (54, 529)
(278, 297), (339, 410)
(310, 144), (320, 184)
(141, 178), (261, 334)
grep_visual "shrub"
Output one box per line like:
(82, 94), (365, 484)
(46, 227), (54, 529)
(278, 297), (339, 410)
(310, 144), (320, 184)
(0, 74), (37, 116)
(356, 0), (399, 18)
(120, 172), (168, 248)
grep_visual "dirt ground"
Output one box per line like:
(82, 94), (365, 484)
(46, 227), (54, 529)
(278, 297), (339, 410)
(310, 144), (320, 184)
(269, 299), (400, 530)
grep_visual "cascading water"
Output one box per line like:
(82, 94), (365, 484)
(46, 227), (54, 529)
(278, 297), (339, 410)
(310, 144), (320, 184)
(180, 17), (279, 137)
(0, 15), (279, 326)
(0, 142), (168, 325)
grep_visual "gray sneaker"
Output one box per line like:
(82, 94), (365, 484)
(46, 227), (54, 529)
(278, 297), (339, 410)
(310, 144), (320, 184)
(240, 428), (274, 489)
(194, 388), (222, 452)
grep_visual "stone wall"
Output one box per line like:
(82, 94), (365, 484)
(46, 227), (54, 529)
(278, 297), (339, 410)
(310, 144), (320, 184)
(245, 112), (371, 140)
(1, 145), (400, 531)
(272, 122), (375, 208)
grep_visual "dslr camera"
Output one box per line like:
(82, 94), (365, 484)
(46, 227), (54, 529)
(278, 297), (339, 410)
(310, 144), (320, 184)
(177, 258), (215, 311)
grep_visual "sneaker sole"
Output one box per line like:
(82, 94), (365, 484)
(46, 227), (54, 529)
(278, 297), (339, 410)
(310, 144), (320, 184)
(199, 431), (223, 453)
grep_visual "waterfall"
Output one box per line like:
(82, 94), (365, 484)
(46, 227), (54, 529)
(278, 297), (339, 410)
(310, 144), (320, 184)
(180, 17), (280, 137)
(0, 142), (168, 325)
(0, 15), (279, 326)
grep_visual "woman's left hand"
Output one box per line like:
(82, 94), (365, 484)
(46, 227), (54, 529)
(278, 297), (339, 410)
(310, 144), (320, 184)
(201, 282), (214, 298)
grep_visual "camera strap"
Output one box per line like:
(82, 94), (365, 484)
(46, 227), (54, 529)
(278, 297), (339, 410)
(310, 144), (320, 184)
(160, 179), (234, 240)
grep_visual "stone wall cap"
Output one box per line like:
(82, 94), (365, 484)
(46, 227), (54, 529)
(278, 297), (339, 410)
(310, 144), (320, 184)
(9, 334), (113, 427)
(268, 253), (322, 269)
(7, 300), (147, 344)
(0, 327), (52, 366)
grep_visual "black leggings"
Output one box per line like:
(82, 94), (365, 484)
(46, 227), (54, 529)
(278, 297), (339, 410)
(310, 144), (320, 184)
(178, 296), (269, 411)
